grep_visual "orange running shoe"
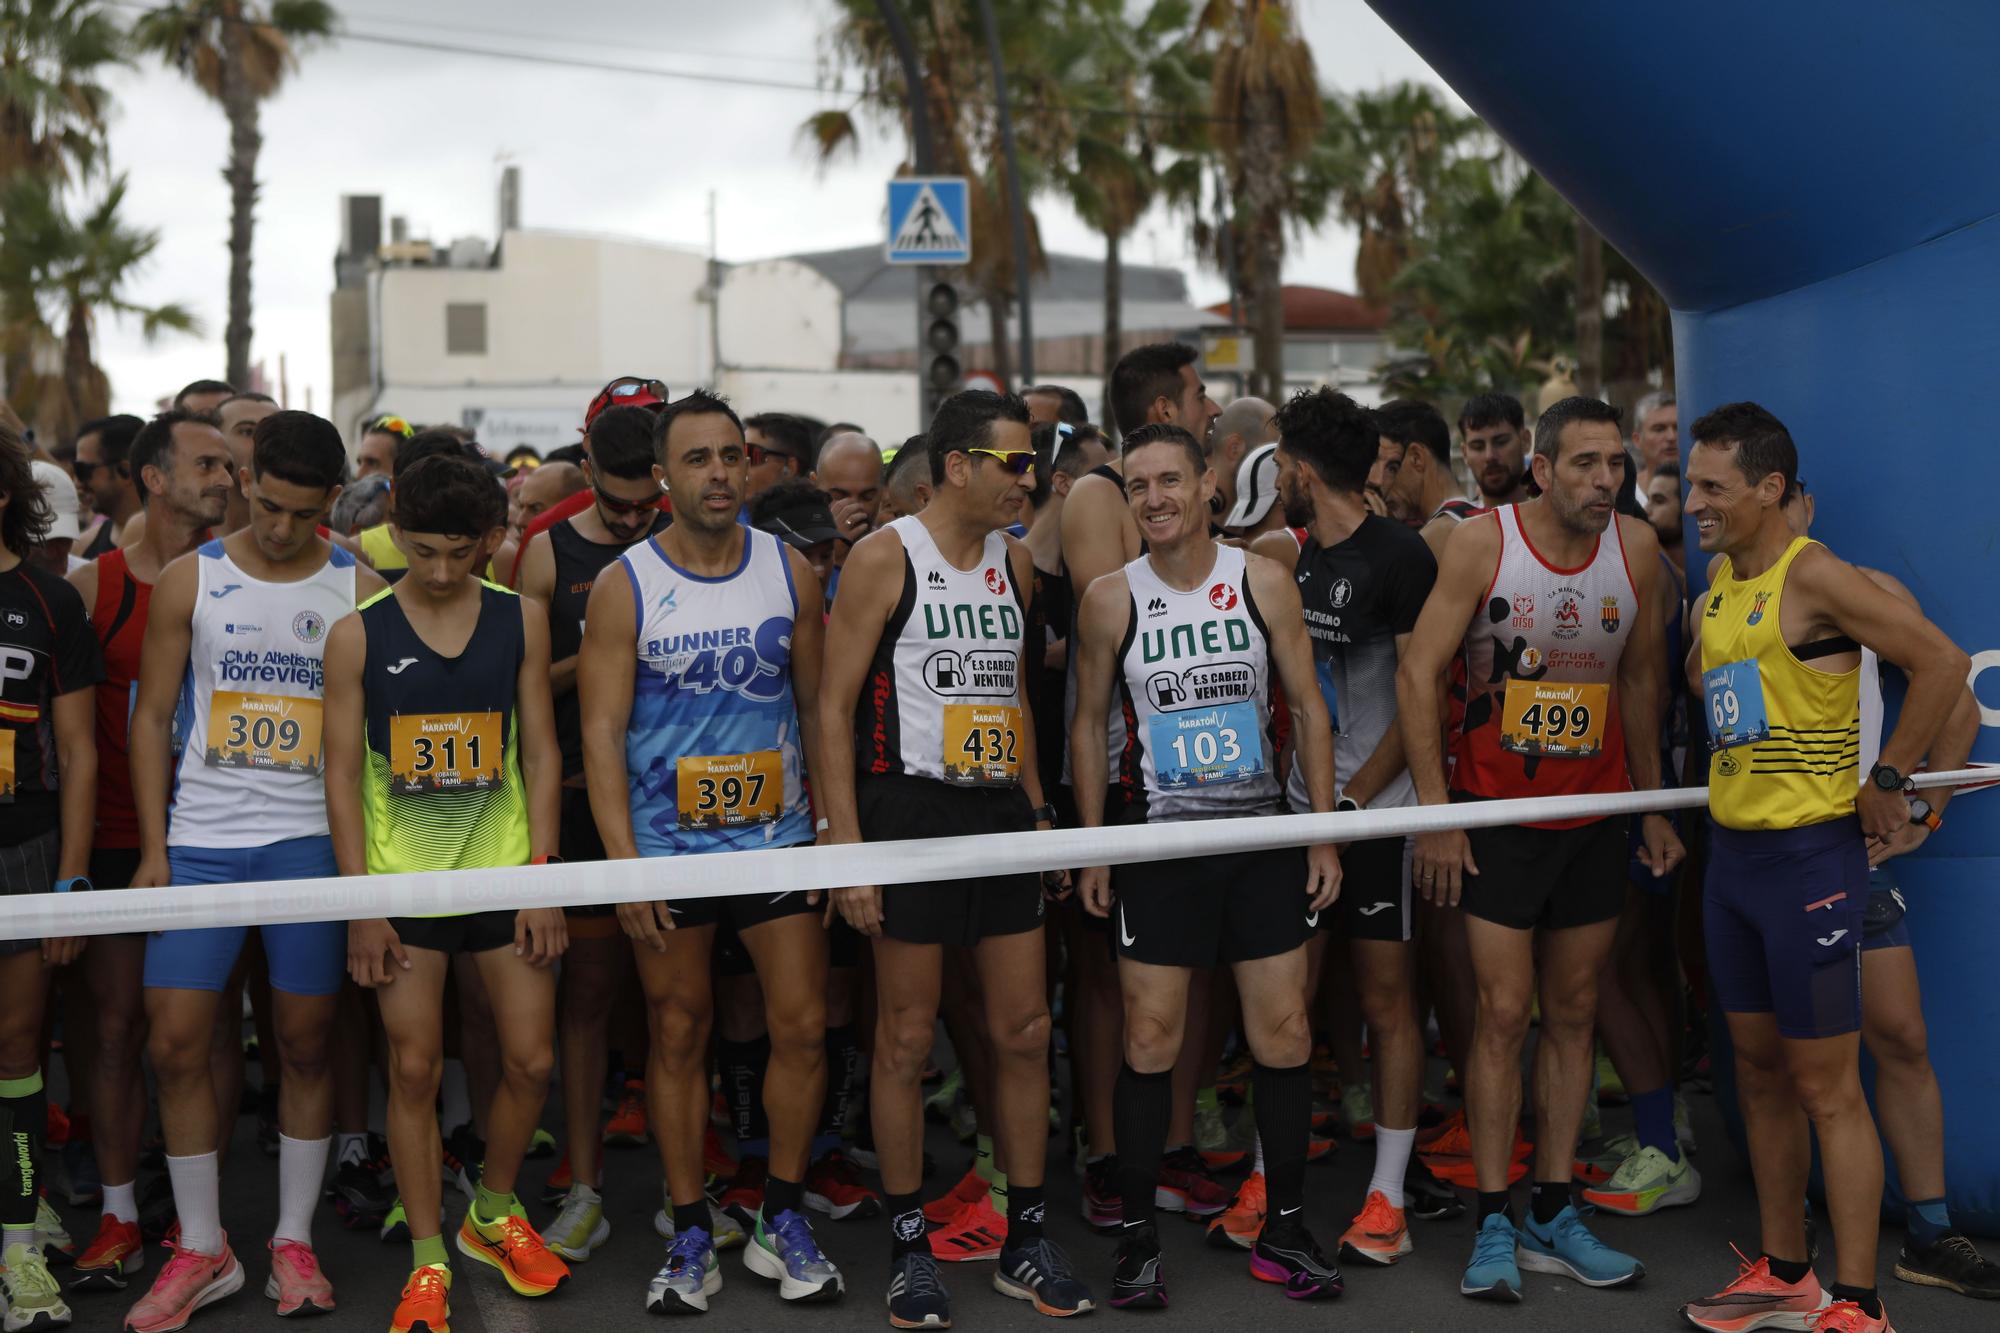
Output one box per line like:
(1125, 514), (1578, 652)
(1680, 1245), (1832, 1331)
(455, 1209), (569, 1297)
(921, 1167), (988, 1225)
(1419, 1116), (1530, 1167)
(389, 1264), (450, 1333)
(931, 1195), (1005, 1263)
(1806, 1300), (1892, 1332)
(1205, 1172), (1265, 1251)
(1426, 1156), (1528, 1190)
(1338, 1190), (1412, 1266)
(601, 1081), (648, 1147)
(71, 1215), (146, 1291)
(702, 1125), (737, 1182)
(1416, 1107), (1465, 1150)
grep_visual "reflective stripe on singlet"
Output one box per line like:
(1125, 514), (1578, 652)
(168, 540), (356, 848)
(622, 528), (811, 855)
(91, 548), (151, 848)
(548, 512), (671, 778)
(1116, 543), (1280, 820)
(1453, 505), (1637, 827)
(1700, 537), (1860, 830)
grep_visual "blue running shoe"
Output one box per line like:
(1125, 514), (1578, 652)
(1517, 1205), (1643, 1288)
(993, 1236), (1094, 1316)
(1460, 1212), (1523, 1302)
(647, 1227), (722, 1314)
(743, 1209), (844, 1303)
(886, 1251), (951, 1329)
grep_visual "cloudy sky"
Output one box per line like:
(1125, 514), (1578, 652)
(91, 0), (1457, 416)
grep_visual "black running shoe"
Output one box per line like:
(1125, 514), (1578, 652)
(1250, 1216), (1343, 1300)
(1404, 1157), (1464, 1220)
(993, 1237), (1094, 1316)
(1109, 1225), (1167, 1309)
(887, 1251), (953, 1329)
(1895, 1232), (2000, 1299)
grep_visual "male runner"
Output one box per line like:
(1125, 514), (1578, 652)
(328, 451), (569, 1333)
(1373, 401), (1454, 528)
(124, 411), (382, 1330)
(1267, 389), (1440, 1265)
(506, 377), (669, 587)
(820, 389), (1093, 1327)
(73, 417), (145, 561)
(1629, 390), (1677, 490)
(65, 411), (234, 1291)
(1396, 395), (1680, 1304)
(515, 403), (671, 1256)
(1457, 394), (1532, 508)
(877, 442), (932, 524)
(1070, 421), (1342, 1306)
(214, 395), (278, 535)
(1679, 403), (1968, 1333)
(352, 414), (414, 481)
(577, 390), (844, 1315)
(0, 424), (102, 1333)
(1204, 396), (1272, 524)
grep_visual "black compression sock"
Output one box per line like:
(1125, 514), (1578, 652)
(1251, 1059), (1311, 1218)
(0, 1070), (46, 1234)
(1113, 1064), (1171, 1231)
(1008, 1183), (1046, 1242)
(1530, 1180), (1569, 1225)
(887, 1194), (930, 1259)
(672, 1201), (710, 1238)
(1765, 1254), (1811, 1285)
(1478, 1191), (1514, 1223)
(1829, 1283), (1881, 1318)
(764, 1173), (804, 1218)
(718, 1035), (770, 1151)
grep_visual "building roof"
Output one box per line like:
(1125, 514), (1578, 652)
(1206, 285), (1389, 333)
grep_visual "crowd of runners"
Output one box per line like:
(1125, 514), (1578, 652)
(0, 351), (1991, 1333)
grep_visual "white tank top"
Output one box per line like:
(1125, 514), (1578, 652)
(1858, 646), (1883, 778)
(169, 538), (358, 848)
(857, 515), (1027, 786)
(1116, 543), (1281, 820)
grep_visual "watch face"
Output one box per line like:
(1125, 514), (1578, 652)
(1874, 767), (1901, 790)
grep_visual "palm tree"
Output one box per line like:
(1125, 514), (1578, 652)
(0, 0), (124, 181)
(129, 0), (334, 388)
(0, 173), (200, 439)
(1197, 0), (1321, 401)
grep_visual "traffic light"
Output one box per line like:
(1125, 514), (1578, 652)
(922, 278), (962, 420)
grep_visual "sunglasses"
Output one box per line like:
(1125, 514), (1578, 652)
(597, 481), (665, 516)
(587, 377), (668, 420)
(968, 447), (1037, 477)
(368, 415), (415, 439)
(747, 443), (803, 469)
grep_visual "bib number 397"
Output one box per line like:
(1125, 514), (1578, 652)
(677, 751), (783, 829)
(1147, 700), (1265, 789)
(943, 704), (1021, 787)
(206, 692), (323, 774)
(1500, 680), (1608, 758)
(1702, 658), (1770, 751)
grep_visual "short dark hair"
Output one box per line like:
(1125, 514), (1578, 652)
(76, 414), (144, 466)
(394, 428), (473, 480)
(749, 478), (830, 529)
(219, 391), (276, 411)
(1119, 422), (1206, 478)
(1458, 392), (1524, 436)
(1109, 342), (1197, 437)
(1378, 398), (1452, 466)
(587, 404), (660, 479)
(1650, 461), (1681, 487)
(330, 474), (391, 535)
(543, 443), (586, 467)
(741, 410), (810, 465)
(130, 409), (221, 493)
(1533, 395), (1624, 462)
(1027, 383), (1089, 426)
(251, 411), (346, 491)
(1051, 422), (1104, 480)
(1272, 387), (1376, 494)
(392, 453), (507, 539)
(660, 390), (746, 451)
(1690, 401), (1798, 498)
(883, 436), (929, 492)
(0, 423), (53, 555)
(928, 389), (1030, 484)
(172, 378), (235, 407)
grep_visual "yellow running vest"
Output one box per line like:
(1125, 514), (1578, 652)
(1700, 537), (1860, 830)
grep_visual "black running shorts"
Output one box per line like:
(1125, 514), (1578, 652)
(1112, 843), (1313, 968)
(1322, 835), (1413, 943)
(858, 773), (1043, 947)
(1458, 811), (1627, 931)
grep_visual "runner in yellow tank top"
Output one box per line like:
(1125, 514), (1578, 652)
(1680, 403), (1968, 1333)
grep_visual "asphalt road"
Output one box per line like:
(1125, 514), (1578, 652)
(40, 1073), (1974, 1333)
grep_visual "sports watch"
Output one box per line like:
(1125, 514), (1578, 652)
(1908, 797), (1942, 832)
(1868, 762), (1907, 793)
(1029, 804), (1058, 827)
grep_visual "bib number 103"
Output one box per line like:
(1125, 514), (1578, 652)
(1148, 700), (1264, 790)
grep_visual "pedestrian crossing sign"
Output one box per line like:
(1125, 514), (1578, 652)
(886, 177), (971, 265)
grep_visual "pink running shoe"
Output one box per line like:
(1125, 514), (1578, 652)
(123, 1237), (244, 1333)
(263, 1240), (335, 1317)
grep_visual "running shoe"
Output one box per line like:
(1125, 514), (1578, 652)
(885, 1251), (950, 1329)
(438, 1127), (482, 1203)
(804, 1151), (881, 1221)
(537, 1154), (573, 1208)
(1516, 1204), (1643, 1288)
(1305, 1131), (1336, 1164)
(1215, 1053), (1253, 1102)
(1338, 1190), (1410, 1266)
(992, 1237), (1091, 1317)
(68, 1217), (143, 1292)
(262, 1240), (333, 1317)
(1416, 1106), (1465, 1150)
(921, 1168), (986, 1226)
(930, 1197), (1005, 1263)
(922, 1070), (963, 1124)
(602, 1081), (648, 1147)
(1249, 1215), (1342, 1299)
(1419, 1113), (1531, 1166)
(1155, 1147), (1230, 1218)
(60, 1140), (101, 1210)
(1080, 1157), (1120, 1232)
(2, 1241), (72, 1330)
(1676, 1092), (1698, 1156)
(1807, 1300), (1894, 1331)
(1581, 1145), (1701, 1216)
(1206, 1172), (1264, 1250)
(1681, 1247), (1831, 1330)
(1573, 1131), (1638, 1187)
(702, 1127), (736, 1184)
(541, 1183), (609, 1262)
(1403, 1157), (1464, 1221)
(1340, 1084), (1376, 1142)
(122, 1237), (243, 1333)
(1195, 1102), (1253, 1170)
(653, 1191), (745, 1250)
(718, 1157), (768, 1233)
(526, 1129), (556, 1160)
(455, 1207), (569, 1297)
(1427, 1155), (1528, 1190)
(742, 1210), (843, 1303)
(378, 1200), (409, 1245)
(645, 1228), (720, 1315)
(332, 1155), (397, 1220)
(1894, 1230), (2000, 1298)
(32, 1201), (69, 1264)
(1109, 1225), (1167, 1309)
(1459, 1212), (1521, 1302)
(388, 1264), (447, 1333)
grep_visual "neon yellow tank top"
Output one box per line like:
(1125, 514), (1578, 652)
(1699, 536), (1860, 830)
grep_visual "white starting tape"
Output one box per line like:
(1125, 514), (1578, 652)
(1, 767), (1990, 940)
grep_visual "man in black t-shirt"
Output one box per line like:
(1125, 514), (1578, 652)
(0, 423), (104, 1330)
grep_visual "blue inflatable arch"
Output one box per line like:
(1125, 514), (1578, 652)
(1367, 0), (2000, 1232)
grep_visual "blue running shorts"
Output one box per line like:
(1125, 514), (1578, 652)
(1703, 816), (1867, 1039)
(144, 835), (346, 996)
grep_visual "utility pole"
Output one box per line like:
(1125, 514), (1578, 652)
(878, 0), (951, 427)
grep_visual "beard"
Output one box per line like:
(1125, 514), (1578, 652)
(1477, 462), (1524, 499)
(1280, 482), (1314, 529)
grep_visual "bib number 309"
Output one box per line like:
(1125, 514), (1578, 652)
(206, 691), (323, 774)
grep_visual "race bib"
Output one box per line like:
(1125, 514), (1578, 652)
(677, 751), (783, 830)
(0, 729), (14, 804)
(1702, 658), (1770, 751)
(205, 692), (322, 774)
(1148, 701), (1265, 789)
(390, 712), (503, 792)
(1500, 679), (1607, 758)
(942, 704), (1021, 787)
